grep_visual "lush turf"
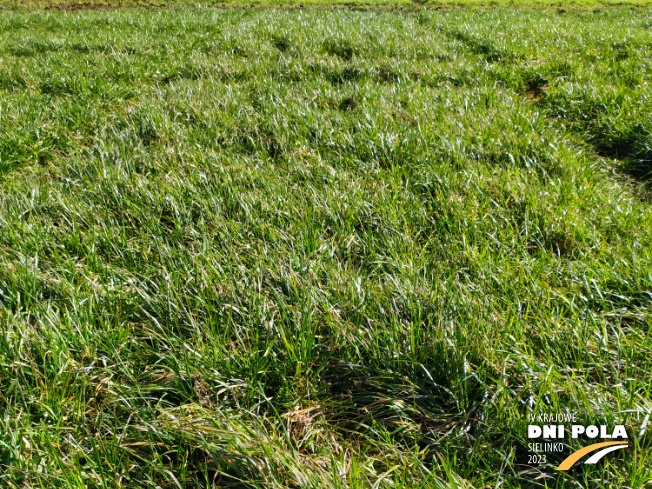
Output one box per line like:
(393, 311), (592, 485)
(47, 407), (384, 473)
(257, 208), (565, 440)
(1, 5), (651, 488)
(5, 0), (652, 11)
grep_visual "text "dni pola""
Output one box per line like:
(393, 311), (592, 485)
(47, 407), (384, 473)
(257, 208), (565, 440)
(529, 425), (627, 439)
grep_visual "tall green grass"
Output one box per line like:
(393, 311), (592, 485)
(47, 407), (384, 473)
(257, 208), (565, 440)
(0, 6), (651, 488)
(5, 0), (652, 9)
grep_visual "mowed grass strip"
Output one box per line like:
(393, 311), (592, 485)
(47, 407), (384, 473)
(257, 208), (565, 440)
(0, 6), (651, 489)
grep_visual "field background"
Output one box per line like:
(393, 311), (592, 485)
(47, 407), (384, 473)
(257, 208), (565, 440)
(0, 2), (651, 489)
(5, 0), (652, 10)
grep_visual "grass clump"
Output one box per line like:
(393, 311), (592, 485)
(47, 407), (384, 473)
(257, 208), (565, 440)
(272, 33), (291, 52)
(323, 38), (356, 61)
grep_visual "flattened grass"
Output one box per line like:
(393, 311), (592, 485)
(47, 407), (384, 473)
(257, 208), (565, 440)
(0, 6), (651, 489)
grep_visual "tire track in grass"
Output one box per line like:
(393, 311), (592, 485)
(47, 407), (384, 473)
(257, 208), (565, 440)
(435, 21), (652, 186)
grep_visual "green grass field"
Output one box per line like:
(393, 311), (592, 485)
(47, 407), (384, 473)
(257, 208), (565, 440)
(1, 4), (651, 488)
(5, 0), (652, 10)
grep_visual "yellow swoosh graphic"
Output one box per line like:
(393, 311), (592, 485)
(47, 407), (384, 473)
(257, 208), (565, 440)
(556, 441), (628, 471)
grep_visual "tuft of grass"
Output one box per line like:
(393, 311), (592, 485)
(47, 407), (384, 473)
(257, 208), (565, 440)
(323, 38), (357, 61)
(272, 34), (291, 52)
